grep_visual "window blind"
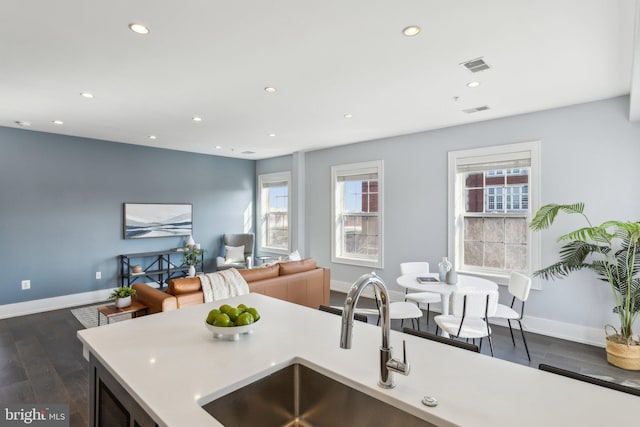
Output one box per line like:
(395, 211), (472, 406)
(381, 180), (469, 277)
(262, 180), (288, 188)
(455, 150), (532, 173)
(337, 172), (378, 182)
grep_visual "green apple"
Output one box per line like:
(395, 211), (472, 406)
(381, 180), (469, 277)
(213, 313), (232, 327)
(236, 312), (254, 326)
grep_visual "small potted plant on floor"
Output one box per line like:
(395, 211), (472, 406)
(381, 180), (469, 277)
(108, 286), (137, 308)
(530, 202), (640, 370)
(183, 246), (205, 277)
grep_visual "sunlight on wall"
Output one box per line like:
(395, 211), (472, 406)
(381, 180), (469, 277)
(244, 202), (253, 233)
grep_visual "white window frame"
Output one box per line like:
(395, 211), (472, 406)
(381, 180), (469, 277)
(447, 141), (541, 288)
(258, 171), (291, 255)
(331, 160), (384, 268)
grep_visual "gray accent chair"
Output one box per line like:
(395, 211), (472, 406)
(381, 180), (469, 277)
(215, 233), (255, 270)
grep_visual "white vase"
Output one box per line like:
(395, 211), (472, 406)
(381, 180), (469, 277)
(445, 269), (458, 285)
(438, 257), (452, 281)
(115, 296), (131, 308)
(186, 235), (195, 248)
(188, 265), (196, 277)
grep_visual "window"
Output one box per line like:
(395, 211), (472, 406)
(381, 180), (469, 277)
(485, 184), (528, 212)
(331, 161), (383, 268)
(448, 141), (540, 285)
(258, 172), (291, 253)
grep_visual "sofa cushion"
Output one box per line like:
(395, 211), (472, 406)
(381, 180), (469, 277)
(279, 258), (317, 276)
(175, 291), (205, 308)
(168, 277), (201, 295)
(238, 264), (279, 282)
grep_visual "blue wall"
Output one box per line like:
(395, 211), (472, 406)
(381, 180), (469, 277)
(0, 127), (255, 305)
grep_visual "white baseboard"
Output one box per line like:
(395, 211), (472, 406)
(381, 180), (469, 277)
(511, 315), (605, 348)
(0, 288), (116, 319)
(331, 280), (606, 348)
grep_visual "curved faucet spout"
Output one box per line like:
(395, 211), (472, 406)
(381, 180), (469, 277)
(340, 273), (390, 350)
(339, 273), (409, 389)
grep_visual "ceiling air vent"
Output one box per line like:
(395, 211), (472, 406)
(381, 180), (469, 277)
(462, 105), (490, 114)
(241, 150), (256, 155)
(461, 57), (490, 73)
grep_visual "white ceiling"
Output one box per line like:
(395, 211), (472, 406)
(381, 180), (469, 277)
(2, 0), (639, 160)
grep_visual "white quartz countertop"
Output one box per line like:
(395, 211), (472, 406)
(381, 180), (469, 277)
(77, 293), (636, 426)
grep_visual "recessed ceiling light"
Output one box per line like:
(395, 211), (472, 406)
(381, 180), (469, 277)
(467, 81), (481, 88)
(52, 120), (64, 125)
(148, 135), (157, 140)
(15, 120), (31, 127)
(402, 26), (421, 37)
(192, 116), (202, 122)
(128, 23), (150, 35)
(80, 92), (94, 99)
(268, 133), (276, 137)
(344, 113), (353, 119)
(264, 87), (277, 93)
(215, 145), (222, 150)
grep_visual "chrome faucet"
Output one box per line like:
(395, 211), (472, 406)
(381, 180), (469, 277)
(340, 272), (410, 389)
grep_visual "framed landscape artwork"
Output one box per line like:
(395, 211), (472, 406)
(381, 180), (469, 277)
(124, 203), (192, 239)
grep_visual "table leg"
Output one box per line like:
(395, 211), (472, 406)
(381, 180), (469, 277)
(440, 293), (451, 338)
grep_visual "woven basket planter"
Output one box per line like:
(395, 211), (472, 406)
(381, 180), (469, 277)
(605, 326), (640, 370)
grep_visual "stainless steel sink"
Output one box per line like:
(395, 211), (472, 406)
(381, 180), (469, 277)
(202, 363), (435, 427)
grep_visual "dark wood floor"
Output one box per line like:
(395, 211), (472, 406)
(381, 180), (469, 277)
(1, 293), (638, 427)
(0, 304), (91, 427)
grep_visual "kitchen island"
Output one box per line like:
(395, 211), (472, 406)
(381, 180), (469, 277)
(78, 293), (636, 426)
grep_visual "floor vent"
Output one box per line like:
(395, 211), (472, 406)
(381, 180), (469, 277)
(462, 105), (490, 114)
(461, 57), (490, 73)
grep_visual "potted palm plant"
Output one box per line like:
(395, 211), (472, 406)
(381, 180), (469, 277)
(530, 202), (640, 370)
(183, 247), (205, 277)
(108, 286), (137, 308)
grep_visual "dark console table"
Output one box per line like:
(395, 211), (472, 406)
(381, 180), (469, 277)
(119, 249), (203, 287)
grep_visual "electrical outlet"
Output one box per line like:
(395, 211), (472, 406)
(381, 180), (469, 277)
(21, 280), (30, 290)
(95, 271), (101, 280)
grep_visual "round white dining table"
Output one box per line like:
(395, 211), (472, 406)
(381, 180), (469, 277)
(396, 272), (498, 337)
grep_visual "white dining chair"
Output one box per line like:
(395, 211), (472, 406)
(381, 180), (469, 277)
(490, 271), (532, 361)
(401, 262), (441, 326)
(434, 289), (499, 356)
(373, 289), (423, 331)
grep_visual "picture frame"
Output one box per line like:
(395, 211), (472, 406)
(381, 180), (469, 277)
(123, 203), (192, 239)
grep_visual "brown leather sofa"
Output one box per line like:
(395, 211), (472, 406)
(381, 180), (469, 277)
(132, 258), (330, 314)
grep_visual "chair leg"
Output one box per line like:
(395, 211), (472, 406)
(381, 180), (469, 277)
(401, 319), (405, 329)
(517, 319), (531, 361)
(507, 319), (516, 346)
(479, 338), (483, 352)
(486, 321), (494, 357)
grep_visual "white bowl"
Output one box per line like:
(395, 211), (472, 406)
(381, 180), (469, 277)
(205, 320), (258, 341)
